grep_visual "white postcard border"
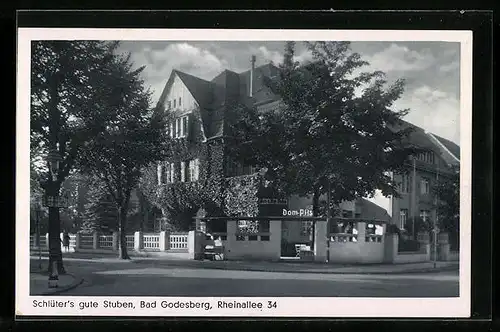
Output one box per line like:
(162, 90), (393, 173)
(16, 28), (473, 318)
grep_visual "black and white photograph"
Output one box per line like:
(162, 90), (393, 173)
(17, 28), (472, 317)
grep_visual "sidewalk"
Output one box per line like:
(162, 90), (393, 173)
(30, 251), (459, 275)
(30, 268), (84, 296)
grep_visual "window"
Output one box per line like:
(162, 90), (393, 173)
(173, 99), (176, 108)
(399, 209), (408, 229)
(401, 174), (411, 193)
(171, 116), (189, 139)
(189, 159), (200, 182)
(168, 162), (175, 183)
(301, 221), (313, 236)
(180, 161), (186, 182)
(176, 118), (181, 138)
(421, 178), (430, 194)
(157, 163), (163, 185)
(168, 101), (171, 109)
(182, 116), (188, 137)
(179, 97), (182, 106)
(418, 151), (435, 164)
(420, 210), (430, 223)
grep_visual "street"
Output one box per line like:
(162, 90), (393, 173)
(31, 258), (459, 297)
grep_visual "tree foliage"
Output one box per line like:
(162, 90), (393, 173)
(228, 41), (421, 216)
(435, 166), (460, 234)
(31, 40), (120, 273)
(77, 50), (166, 259)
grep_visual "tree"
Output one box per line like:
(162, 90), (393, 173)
(31, 41), (119, 274)
(434, 166), (460, 248)
(78, 51), (166, 259)
(228, 41), (421, 217)
(81, 180), (118, 234)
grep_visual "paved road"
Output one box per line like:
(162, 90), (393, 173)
(32, 259), (459, 297)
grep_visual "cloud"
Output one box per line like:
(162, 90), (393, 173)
(395, 85), (460, 144)
(254, 46), (314, 66)
(439, 60), (459, 73)
(362, 43), (435, 72)
(124, 42), (229, 102)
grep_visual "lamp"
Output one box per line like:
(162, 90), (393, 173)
(47, 148), (62, 181)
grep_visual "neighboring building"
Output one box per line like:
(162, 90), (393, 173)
(389, 121), (460, 233)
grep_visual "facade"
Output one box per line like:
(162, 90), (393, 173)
(389, 121), (460, 234)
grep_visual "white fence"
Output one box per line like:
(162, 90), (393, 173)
(126, 235), (135, 249)
(143, 234), (160, 251)
(80, 235), (94, 249)
(99, 235), (114, 249)
(169, 233), (188, 250)
(30, 231), (189, 252)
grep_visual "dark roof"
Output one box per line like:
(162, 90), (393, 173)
(355, 198), (391, 221)
(433, 134), (460, 160)
(175, 70), (214, 107)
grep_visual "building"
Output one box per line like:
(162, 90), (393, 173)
(153, 56), (459, 247)
(389, 121), (460, 236)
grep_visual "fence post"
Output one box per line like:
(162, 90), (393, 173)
(112, 232), (119, 251)
(357, 222), (366, 243)
(92, 232), (99, 249)
(383, 233), (398, 263)
(437, 232), (450, 261)
(188, 230), (204, 260)
(313, 220), (328, 263)
(134, 231), (143, 251)
(74, 233), (80, 252)
(45, 233), (49, 250)
(159, 231), (170, 251)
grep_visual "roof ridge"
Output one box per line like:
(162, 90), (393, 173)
(174, 69), (213, 84)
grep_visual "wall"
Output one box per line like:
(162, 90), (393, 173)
(393, 249), (430, 263)
(384, 233), (431, 263)
(449, 251), (459, 261)
(165, 74), (198, 114)
(328, 222), (386, 264)
(224, 220), (281, 261)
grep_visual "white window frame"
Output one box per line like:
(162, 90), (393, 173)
(180, 161), (186, 182)
(420, 210), (430, 223)
(157, 163), (163, 185)
(399, 209), (408, 229)
(301, 221), (313, 236)
(172, 115), (189, 139)
(421, 178), (430, 195)
(189, 159), (199, 182)
(169, 162), (175, 183)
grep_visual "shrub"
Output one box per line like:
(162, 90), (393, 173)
(398, 237), (421, 252)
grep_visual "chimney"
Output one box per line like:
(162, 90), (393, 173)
(249, 55), (256, 97)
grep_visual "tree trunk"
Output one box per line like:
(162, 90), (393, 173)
(47, 183), (65, 275)
(118, 206), (130, 260)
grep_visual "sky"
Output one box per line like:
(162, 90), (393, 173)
(118, 40), (461, 145)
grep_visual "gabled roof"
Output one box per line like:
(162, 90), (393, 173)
(431, 133), (460, 160)
(355, 198), (391, 221)
(175, 70), (214, 107)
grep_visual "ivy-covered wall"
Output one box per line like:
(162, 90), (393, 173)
(140, 105), (268, 230)
(223, 173), (261, 217)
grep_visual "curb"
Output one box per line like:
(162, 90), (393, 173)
(38, 274), (85, 296)
(131, 260), (459, 275)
